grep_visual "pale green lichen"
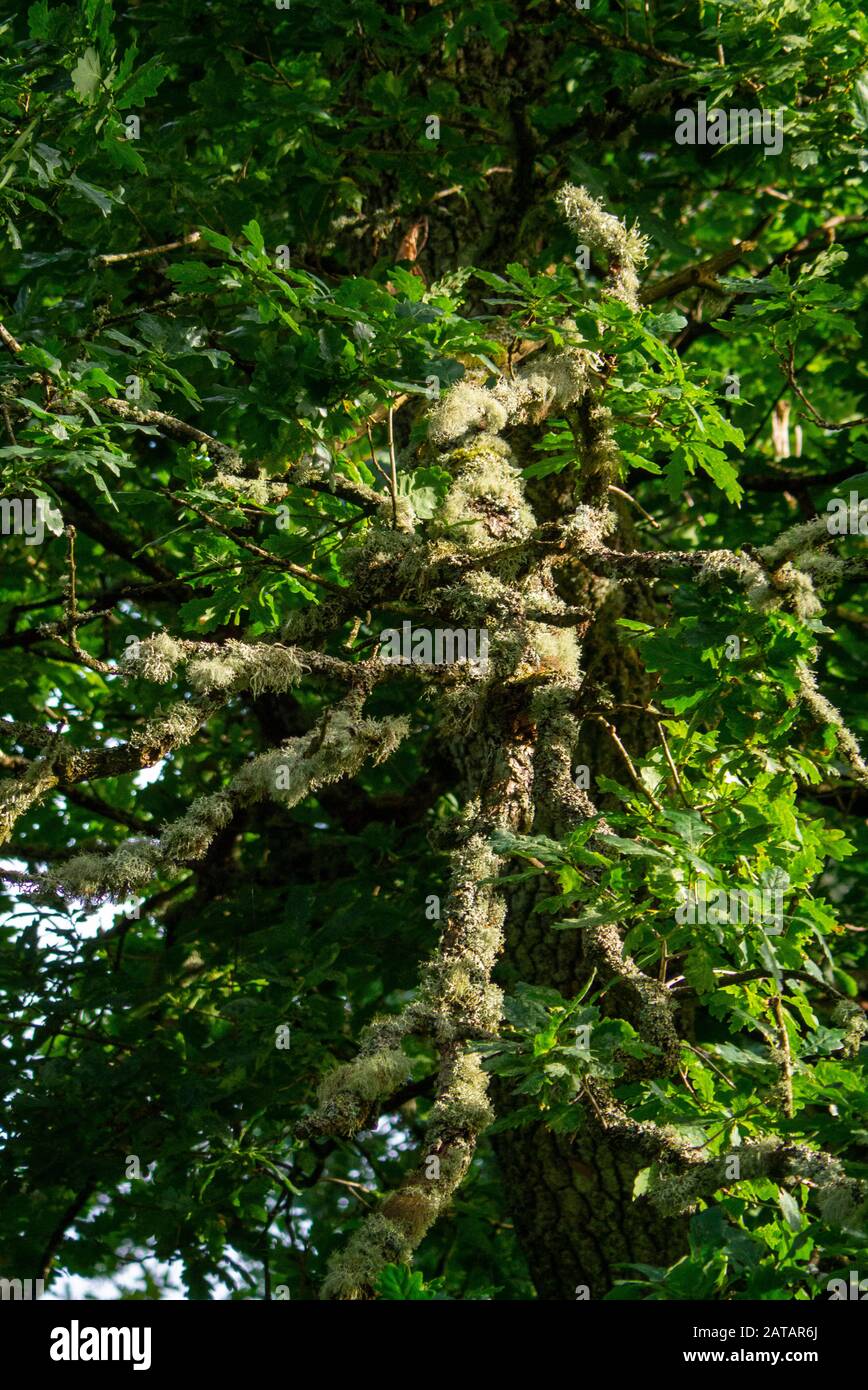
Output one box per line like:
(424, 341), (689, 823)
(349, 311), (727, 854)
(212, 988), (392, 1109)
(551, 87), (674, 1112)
(127, 637), (306, 697)
(700, 539), (846, 624)
(307, 829), (506, 1298)
(645, 1134), (864, 1231)
(186, 641), (305, 696)
(797, 662), (868, 785)
(555, 183), (649, 309)
(318, 1047), (411, 1106)
(48, 851), (113, 901)
(770, 562), (824, 620)
(158, 793), (235, 862)
(46, 701), (408, 906)
(426, 350), (592, 451)
(425, 1052), (494, 1136)
(376, 494), (416, 532)
(796, 550), (845, 583)
(760, 518), (831, 569)
(699, 550), (771, 609)
(0, 759), (58, 846)
(123, 632), (185, 683)
(129, 701), (203, 749)
(521, 574), (582, 677)
(312, 1047), (412, 1138)
(320, 1214), (413, 1300)
(50, 838), (160, 903)
(317, 1049), (494, 1298)
(494, 347), (592, 426)
(232, 710), (410, 809)
(184, 657), (238, 692)
(427, 436), (535, 550)
(214, 472), (289, 506)
(427, 383), (508, 447)
(832, 999), (867, 1059)
(562, 502), (617, 552)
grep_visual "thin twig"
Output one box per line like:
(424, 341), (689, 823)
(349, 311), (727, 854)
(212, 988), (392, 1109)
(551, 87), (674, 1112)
(685, 1043), (736, 1089)
(165, 491), (344, 594)
(95, 232), (202, 265)
(607, 484), (660, 528)
(0, 321), (23, 354)
(365, 422), (393, 490)
(589, 713), (664, 812)
(59, 527), (113, 675)
(771, 994), (794, 1120)
(656, 718), (691, 807)
(581, 17), (690, 70)
(782, 342), (868, 431)
(669, 967), (846, 1002)
(387, 401), (398, 528)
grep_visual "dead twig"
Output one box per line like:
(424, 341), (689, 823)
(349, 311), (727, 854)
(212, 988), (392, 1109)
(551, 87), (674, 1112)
(95, 232), (202, 265)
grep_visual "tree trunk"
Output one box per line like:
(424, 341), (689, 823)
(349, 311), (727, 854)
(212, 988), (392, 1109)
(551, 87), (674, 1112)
(492, 862), (690, 1300)
(494, 1102), (689, 1300)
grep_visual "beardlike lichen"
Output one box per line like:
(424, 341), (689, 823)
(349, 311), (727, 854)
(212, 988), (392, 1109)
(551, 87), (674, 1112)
(313, 1048), (412, 1139)
(427, 435), (536, 551)
(0, 758), (58, 846)
(233, 709), (410, 809)
(427, 383), (508, 447)
(50, 838), (161, 904)
(319, 1215), (413, 1301)
(796, 663), (868, 785)
(555, 183), (649, 310)
(43, 697), (409, 907)
(699, 550), (771, 609)
(158, 793), (235, 862)
(832, 999), (868, 1058)
(309, 828), (507, 1298)
(122, 631), (184, 683)
(426, 350), (593, 453)
(129, 702), (203, 750)
(759, 517), (832, 569)
(125, 636), (306, 697)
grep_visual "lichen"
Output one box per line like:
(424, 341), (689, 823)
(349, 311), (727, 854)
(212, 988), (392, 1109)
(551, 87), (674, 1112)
(797, 663), (868, 784)
(159, 793), (235, 862)
(426, 383), (508, 447)
(122, 632), (184, 683)
(699, 550), (771, 609)
(760, 518), (831, 568)
(427, 435), (536, 551)
(555, 184), (649, 309)
(50, 838), (160, 904)
(44, 699), (408, 907)
(232, 710), (410, 809)
(127, 637), (306, 697)
(832, 999), (868, 1058)
(319, 1215), (413, 1300)
(130, 701), (203, 749)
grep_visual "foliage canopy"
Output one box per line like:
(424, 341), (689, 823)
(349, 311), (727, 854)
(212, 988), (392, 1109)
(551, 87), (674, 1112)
(0, 0), (866, 1301)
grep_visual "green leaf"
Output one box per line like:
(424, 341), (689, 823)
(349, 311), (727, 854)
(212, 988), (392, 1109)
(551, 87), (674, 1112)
(597, 834), (671, 861)
(71, 48), (102, 103)
(777, 1189), (803, 1233)
(68, 174), (118, 215)
(242, 219), (265, 257)
(376, 1264), (436, 1300)
(116, 57), (171, 109)
(685, 946), (717, 996)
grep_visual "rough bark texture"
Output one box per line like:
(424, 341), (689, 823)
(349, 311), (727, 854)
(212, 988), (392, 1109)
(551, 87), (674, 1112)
(489, 631), (691, 1300)
(494, 1103), (689, 1300)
